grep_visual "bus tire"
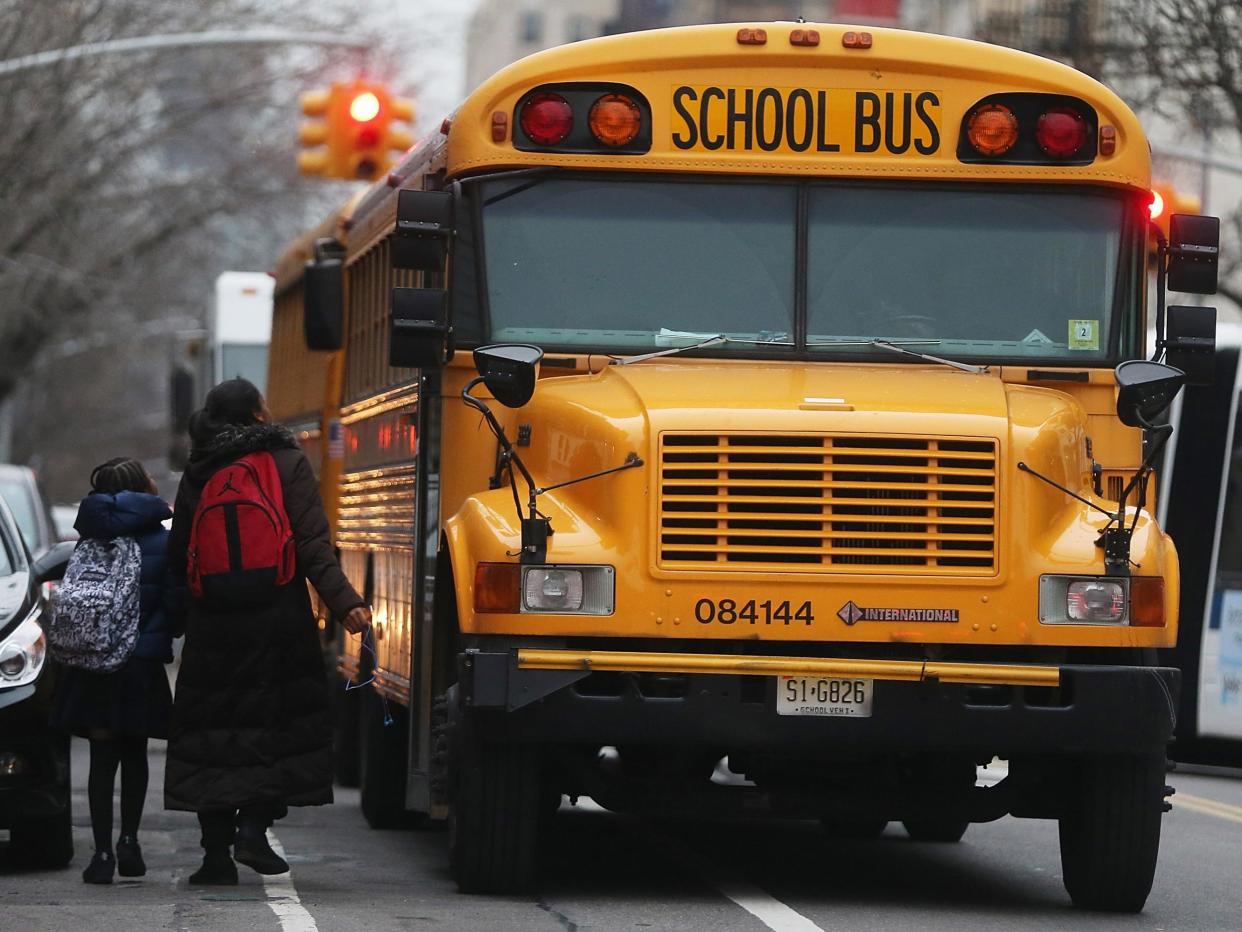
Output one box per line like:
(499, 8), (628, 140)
(359, 687), (408, 829)
(448, 709), (540, 893)
(902, 817), (968, 842)
(1058, 753), (1165, 912)
(11, 802), (74, 868)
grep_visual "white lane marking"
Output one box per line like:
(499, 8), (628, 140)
(622, 812), (827, 932)
(710, 876), (829, 932)
(260, 831), (319, 932)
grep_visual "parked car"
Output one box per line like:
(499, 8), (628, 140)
(0, 496), (73, 869)
(49, 505), (78, 543)
(0, 465), (56, 558)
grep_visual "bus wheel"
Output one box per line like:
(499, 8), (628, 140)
(359, 687), (408, 829)
(820, 818), (888, 839)
(448, 712), (540, 893)
(902, 818), (968, 842)
(1058, 753), (1165, 912)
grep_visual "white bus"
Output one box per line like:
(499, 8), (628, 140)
(1160, 322), (1242, 765)
(211, 271), (275, 391)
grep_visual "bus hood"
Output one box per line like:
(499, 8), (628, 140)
(515, 359), (1095, 577)
(592, 361), (1011, 433)
(449, 359), (1182, 647)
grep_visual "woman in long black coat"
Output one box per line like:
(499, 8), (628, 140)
(165, 379), (370, 885)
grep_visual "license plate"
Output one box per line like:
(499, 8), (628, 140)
(776, 676), (873, 717)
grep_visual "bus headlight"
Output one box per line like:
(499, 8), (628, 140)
(1039, 576), (1127, 625)
(521, 566), (614, 615)
(1067, 580), (1126, 621)
(0, 611), (46, 687)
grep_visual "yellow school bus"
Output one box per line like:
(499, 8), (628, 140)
(270, 22), (1222, 911)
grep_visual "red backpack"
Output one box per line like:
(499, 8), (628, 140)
(187, 451), (295, 606)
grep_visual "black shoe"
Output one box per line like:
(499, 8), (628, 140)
(232, 825), (288, 875)
(116, 835), (146, 877)
(188, 850), (238, 886)
(83, 850), (115, 884)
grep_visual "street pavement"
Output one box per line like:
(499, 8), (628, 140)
(3, 739), (1241, 931)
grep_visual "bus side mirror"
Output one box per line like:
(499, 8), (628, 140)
(390, 288), (453, 368)
(389, 187), (457, 368)
(392, 189), (454, 271)
(304, 238), (345, 351)
(1165, 305), (1216, 387)
(1115, 360), (1184, 428)
(1167, 214), (1220, 295)
(473, 344), (543, 408)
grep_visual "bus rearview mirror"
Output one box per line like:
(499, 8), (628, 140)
(393, 189), (454, 272)
(1167, 214), (1220, 295)
(473, 344), (543, 408)
(1164, 305), (1216, 387)
(1115, 360), (1185, 428)
(390, 287), (453, 368)
(304, 238), (345, 351)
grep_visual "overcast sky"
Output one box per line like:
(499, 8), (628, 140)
(367, 0), (480, 135)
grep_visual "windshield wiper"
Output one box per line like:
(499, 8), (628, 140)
(613, 334), (727, 365)
(869, 340), (987, 374)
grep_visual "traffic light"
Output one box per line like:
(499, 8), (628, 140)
(298, 82), (415, 182)
(297, 89), (333, 176)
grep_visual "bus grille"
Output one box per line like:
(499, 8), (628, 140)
(658, 433), (998, 574)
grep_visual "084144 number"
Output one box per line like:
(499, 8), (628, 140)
(694, 598), (815, 625)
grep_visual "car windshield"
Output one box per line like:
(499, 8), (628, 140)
(476, 177), (1134, 361)
(0, 521), (13, 576)
(0, 478), (41, 553)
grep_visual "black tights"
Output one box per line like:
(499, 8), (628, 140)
(87, 735), (149, 853)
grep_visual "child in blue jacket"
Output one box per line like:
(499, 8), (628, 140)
(51, 457), (181, 884)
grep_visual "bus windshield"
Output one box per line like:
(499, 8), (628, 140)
(477, 177), (1132, 361)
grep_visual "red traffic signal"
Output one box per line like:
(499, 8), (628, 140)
(298, 82), (416, 181)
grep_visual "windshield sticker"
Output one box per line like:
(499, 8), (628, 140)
(837, 600), (959, 625)
(671, 86), (941, 156)
(1022, 328), (1054, 345)
(1068, 319), (1100, 351)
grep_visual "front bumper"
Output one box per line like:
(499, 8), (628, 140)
(459, 648), (1179, 756)
(0, 677), (70, 825)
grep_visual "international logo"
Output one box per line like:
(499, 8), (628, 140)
(837, 600), (959, 625)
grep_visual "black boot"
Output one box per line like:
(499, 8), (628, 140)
(232, 821), (288, 875)
(82, 850), (115, 884)
(188, 848), (238, 886)
(116, 835), (146, 877)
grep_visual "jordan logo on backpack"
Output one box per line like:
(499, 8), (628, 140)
(187, 452), (295, 607)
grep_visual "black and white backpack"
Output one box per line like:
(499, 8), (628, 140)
(47, 538), (142, 673)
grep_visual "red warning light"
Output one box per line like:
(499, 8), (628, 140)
(1149, 190), (1164, 221)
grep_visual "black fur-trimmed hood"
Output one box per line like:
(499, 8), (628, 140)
(188, 422), (299, 477)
